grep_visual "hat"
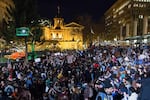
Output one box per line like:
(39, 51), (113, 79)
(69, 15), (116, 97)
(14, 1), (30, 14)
(129, 87), (136, 92)
(103, 79), (112, 88)
(120, 87), (128, 94)
(119, 67), (125, 72)
(104, 83), (112, 88)
(136, 79), (141, 84)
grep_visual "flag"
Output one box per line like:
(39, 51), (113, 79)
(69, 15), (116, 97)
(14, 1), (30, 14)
(90, 27), (95, 34)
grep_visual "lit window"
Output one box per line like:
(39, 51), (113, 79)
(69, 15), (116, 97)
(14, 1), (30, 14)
(139, 15), (143, 19)
(59, 34), (62, 38)
(139, 4), (144, 7)
(113, 15), (117, 18)
(118, 10), (124, 15)
(133, 4), (138, 7)
(128, 4), (131, 8)
(118, 20), (122, 24)
(52, 33), (56, 38)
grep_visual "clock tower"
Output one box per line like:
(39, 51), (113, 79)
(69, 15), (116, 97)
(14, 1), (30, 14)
(53, 6), (64, 29)
(54, 18), (64, 29)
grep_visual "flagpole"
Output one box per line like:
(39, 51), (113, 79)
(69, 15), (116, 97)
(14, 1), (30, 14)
(90, 27), (95, 45)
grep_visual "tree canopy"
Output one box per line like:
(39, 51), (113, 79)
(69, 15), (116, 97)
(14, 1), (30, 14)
(0, 0), (15, 31)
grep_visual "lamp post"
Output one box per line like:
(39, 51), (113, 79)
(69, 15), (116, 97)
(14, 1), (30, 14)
(24, 37), (28, 64)
(16, 27), (29, 64)
(30, 32), (35, 61)
(0, 39), (5, 63)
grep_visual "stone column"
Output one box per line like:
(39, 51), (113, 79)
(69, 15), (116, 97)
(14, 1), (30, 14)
(120, 26), (123, 40)
(126, 23), (130, 37)
(133, 20), (138, 36)
(143, 15), (148, 35)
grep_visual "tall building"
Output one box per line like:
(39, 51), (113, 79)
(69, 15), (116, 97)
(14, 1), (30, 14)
(105, 0), (150, 42)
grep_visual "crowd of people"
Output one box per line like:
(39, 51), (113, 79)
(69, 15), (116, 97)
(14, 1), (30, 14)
(0, 44), (150, 100)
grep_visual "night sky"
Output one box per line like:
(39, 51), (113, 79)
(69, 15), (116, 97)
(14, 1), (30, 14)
(37, 0), (117, 22)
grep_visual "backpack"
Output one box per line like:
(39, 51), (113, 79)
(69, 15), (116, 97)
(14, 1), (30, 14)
(96, 92), (108, 100)
(6, 87), (13, 96)
(97, 96), (102, 100)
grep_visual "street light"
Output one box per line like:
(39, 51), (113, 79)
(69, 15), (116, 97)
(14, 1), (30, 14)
(22, 29), (26, 33)
(16, 27), (30, 64)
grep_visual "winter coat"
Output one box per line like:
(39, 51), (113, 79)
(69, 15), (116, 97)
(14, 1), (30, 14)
(95, 92), (108, 100)
(128, 92), (138, 100)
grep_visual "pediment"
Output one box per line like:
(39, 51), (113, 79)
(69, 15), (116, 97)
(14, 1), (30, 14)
(64, 22), (83, 28)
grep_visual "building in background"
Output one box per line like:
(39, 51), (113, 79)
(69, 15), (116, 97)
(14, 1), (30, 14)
(41, 16), (84, 50)
(105, 0), (150, 44)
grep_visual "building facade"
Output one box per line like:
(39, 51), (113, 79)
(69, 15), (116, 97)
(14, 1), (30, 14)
(105, 0), (150, 42)
(41, 17), (84, 50)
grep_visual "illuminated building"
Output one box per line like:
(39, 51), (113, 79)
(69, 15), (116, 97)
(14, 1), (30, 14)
(41, 17), (84, 50)
(105, 0), (150, 42)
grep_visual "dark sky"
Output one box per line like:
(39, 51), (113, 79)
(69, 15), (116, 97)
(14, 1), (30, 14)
(37, 0), (117, 22)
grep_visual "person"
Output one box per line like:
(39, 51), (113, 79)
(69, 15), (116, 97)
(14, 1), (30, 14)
(95, 80), (113, 100)
(95, 87), (108, 100)
(83, 83), (91, 100)
(128, 87), (138, 100)
(0, 44), (149, 100)
(58, 87), (69, 100)
(16, 87), (31, 100)
(70, 86), (81, 100)
(48, 86), (57, 100)
(138, 71), (150, 100)
(4, 82), (14, 99)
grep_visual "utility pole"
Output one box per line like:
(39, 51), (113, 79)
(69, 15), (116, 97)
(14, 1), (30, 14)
(25, 37), (28, 64)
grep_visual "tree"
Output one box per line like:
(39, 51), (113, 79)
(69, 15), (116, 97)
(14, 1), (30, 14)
(75, 15), (93, 46)
(30, 26), (43, 43)
(14, 0), (39, 27)
(9, 0), (40, 47)
(0, 0), (15, 33)
(3, 21), (16, 42)
(75, 15), (105, 47)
